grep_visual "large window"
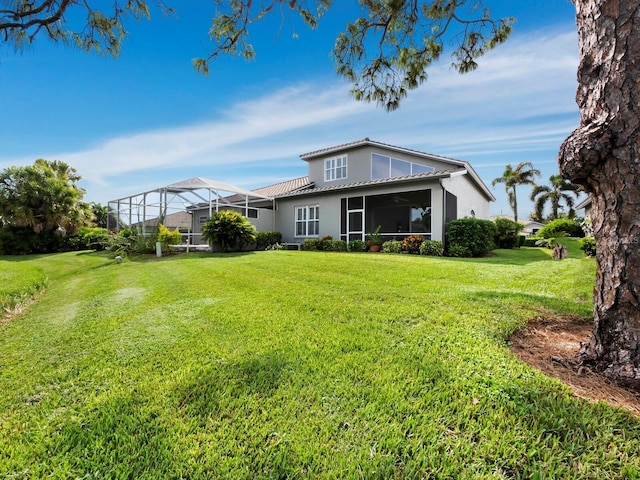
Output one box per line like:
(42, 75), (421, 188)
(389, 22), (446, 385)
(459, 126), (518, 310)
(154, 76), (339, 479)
(325, 155), (348, 182)
(366, 190), (431, 237)
(371, 153), (435, 180)
(295, 205), (319, 237)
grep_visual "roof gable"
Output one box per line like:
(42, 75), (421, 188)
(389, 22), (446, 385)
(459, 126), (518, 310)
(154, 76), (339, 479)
(300, 138), (465, 168)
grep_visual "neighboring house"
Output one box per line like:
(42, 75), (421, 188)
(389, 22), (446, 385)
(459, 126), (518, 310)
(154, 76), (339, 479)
(490, 215), (544, 237)
(190, 138), (495, 244)
(521, 220), (545, 236)
(576, 196), (592, 219)
(133, 211), (192, 230)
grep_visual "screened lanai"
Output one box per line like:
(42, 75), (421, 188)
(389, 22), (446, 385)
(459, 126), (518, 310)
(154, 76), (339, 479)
(107, 177), (272, 243)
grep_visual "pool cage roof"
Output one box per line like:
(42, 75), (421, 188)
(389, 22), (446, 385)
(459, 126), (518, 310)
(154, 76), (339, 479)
(107, 177), (271, 233)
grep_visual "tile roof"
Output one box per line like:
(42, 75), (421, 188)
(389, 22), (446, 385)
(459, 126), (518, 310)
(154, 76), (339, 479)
(252, 176), (313, 197)
(274, 169), (459, 198)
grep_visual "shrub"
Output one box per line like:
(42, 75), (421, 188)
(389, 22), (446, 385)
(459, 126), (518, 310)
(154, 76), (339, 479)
(535, 235), (567, 249)
(157, 224), (182, 252)
(446, 218), (497, 257)
(517, 235), (526, 247)
(78, 227), (109, 251)
(493, 218), (524, 249)
(523, 235), (543, 247)
(402, 235), (424, 254)
(382, 240), (403, 253)
(447, 244), (472, 257)
(201, 211), (256, 252)
(255, 231), (282, 250)
(303, 239), (320, 251)
(538, 218), (583, 238)
(319, 235), (334, 251)
(419, 240), (444, 256)
(579, 237), (596, 257)
(0, 225), (83, 254)
(348, 239), (366, 252)
(330, 240), (348, 251)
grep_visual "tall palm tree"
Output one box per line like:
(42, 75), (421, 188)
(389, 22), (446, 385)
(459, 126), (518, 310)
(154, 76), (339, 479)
(530, 174), (579, 221)
(492, 162), (540, 224)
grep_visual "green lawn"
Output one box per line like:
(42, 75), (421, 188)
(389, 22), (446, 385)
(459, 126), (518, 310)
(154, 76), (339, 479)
(1, 243), (638, 479)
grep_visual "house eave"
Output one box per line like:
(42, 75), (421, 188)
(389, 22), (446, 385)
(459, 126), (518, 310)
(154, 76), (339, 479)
(274, 170), (457, 199)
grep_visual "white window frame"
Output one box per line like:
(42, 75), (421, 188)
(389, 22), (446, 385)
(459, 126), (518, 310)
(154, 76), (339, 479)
(295, 205), (320, 237)
(325, 155), (348, 182)
(198, 215), (208, 225)
(371, 153), (435, 180)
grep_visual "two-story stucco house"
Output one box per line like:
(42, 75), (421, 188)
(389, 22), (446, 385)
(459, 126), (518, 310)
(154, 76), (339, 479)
(189, 138), (495, 244)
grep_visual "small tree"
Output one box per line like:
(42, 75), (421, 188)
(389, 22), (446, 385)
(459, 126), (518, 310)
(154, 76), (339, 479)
(494, 218), (524, 249)
(201, 210), (256, 252)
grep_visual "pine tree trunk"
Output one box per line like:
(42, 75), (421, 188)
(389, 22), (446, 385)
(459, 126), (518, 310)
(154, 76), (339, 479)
(559, 0), (640, 388)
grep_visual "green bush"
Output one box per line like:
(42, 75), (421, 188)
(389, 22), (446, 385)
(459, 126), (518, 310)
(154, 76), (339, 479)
(517, 235), (526, 247)
(303, 239), (320, 251)
(0, 225), (82, 254)
(348, 239), (366, 252)
(419, 240), (444, 256)
(538, 218), (583, 238)
(447, 244), (472, 257)
(579, 237), (596, 257)
(78, 227), (109, 251)
(201, 211), (256, 252)
(382, 240), (403, 253)
(319, 235), (334, 251)
(493, 218), (524, 249)
(330, 240), (347, 251)
(446, 218), (497, 257)
(402, 234), (424, 254)
(523, 235), (543, 247)
(255, 231), (282, 250)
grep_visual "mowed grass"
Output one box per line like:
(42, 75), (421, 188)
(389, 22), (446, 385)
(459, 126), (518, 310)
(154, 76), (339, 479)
(1, 242), (638, 478)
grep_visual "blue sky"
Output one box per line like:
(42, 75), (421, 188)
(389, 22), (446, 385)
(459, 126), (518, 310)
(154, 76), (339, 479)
(0, 1), (581, 219)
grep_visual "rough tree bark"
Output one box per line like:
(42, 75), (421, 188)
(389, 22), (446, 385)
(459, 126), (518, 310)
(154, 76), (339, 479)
(559, 0), (640, 387)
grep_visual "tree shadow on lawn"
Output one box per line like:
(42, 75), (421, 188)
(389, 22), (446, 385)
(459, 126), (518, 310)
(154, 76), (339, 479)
(441, 248), (553, 266)
(469, 290), (590, 318)
(176, 351), (290, 423)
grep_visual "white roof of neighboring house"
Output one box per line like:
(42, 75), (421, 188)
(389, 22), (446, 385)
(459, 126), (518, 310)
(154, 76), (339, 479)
(576, 196), (592, 211)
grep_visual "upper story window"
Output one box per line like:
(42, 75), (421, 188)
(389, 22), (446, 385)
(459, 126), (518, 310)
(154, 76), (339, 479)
(371, 153), (435, 180)
(325, 155), (348, 182)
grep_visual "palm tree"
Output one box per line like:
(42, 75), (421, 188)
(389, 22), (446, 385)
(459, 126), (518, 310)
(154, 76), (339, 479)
(492, 162), (540, 224)
(530, 174), (579, 221)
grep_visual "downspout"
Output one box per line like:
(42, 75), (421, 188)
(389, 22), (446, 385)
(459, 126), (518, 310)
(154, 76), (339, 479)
(272, 198), (276, 232)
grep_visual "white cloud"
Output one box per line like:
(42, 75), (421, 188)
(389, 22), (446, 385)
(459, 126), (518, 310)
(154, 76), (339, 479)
(1, 26), (580, 215)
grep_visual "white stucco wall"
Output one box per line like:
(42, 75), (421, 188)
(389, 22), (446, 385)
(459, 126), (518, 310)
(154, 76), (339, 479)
(440, 174), (492, 220)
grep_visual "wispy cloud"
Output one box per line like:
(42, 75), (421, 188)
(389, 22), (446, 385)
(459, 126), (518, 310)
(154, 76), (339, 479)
(0, 26), (580, 213)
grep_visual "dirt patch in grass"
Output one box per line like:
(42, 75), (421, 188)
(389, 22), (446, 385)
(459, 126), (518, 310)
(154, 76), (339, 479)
(510, 315), (640, 416)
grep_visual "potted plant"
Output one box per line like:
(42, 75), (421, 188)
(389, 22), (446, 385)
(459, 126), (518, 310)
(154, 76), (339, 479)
(366, 225), (383, 252)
